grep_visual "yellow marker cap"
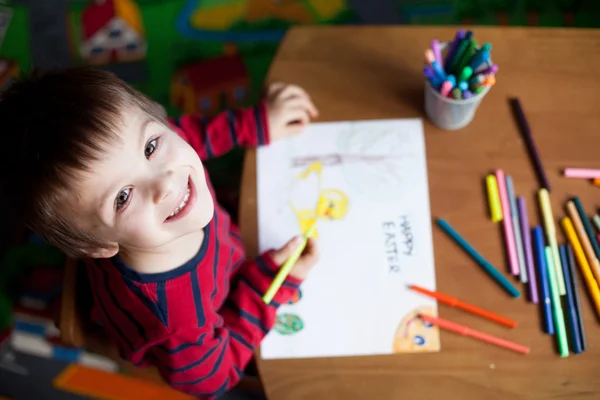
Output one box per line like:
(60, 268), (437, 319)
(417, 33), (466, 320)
(486, 174), (503, 222)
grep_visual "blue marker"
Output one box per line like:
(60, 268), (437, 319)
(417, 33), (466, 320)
(436, 218), (520, 298)
(469, 51), (491, 71)
(431, 60), (446, 81)
(458, 81), (469, 91)
(560, 245), (583, 354)
(423, 66), (443, 89)
(534, 226), (554, 334)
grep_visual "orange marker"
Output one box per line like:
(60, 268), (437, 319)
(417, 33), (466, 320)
(419, 314), (529, 355)
(409, 285), (516, 328)
(593, 178), (600, 188)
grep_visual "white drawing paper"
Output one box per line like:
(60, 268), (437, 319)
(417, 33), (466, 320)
(257, 118), (439, 359)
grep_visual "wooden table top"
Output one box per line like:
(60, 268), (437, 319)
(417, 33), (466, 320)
(238, 26), (600, 400)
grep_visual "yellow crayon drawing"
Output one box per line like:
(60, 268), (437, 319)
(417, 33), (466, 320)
(289, 161), (349, 237)
(392, 306), (440, 353)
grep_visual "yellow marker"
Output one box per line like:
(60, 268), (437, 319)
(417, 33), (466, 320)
(566, 201), (600, 282)
(485, 175), (503, 222)
(263, 223), (317, 304)
(561, 217), (600, 318)
(538, 189), (566, 295)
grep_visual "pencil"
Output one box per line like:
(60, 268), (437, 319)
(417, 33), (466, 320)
(573, 197), (600, 260)
(567, 244), (587, 351)
(436, 218), (520, 297)
(533, 226), (554, 334)
(544, 246), (569, 357)
(561, 217), (600, 318)
(496, 170), (520, 276)
(565, 201), (600, 283)
(518, 197), (538, 303)
(509, 98), (550, 191)
(539, 189), (566, 295)
(592, 215), (600, 233)
(408, 285), (516, 328)
(506, 176), (528, 283)
(419, 314), (529, 355)
(559, 245), (583, 354)
(262, 223), (316, 304)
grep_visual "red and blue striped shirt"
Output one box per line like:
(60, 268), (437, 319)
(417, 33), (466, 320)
(85, 104), (300, 398)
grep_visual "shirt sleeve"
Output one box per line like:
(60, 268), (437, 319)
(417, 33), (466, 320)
(169, 102), (270, 161)
(149, 252), (300, 399)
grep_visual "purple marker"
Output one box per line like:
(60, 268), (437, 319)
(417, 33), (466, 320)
(478, 64), (499, 76)
(431, 39), (442, 65)
(462, 90), (472, 99)
(443, 30), (465, 71)
(423, 66), (442, 88)
(518, 196), (539, 303)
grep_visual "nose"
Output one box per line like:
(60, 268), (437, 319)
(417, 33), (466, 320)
(152, 170), (175, 204)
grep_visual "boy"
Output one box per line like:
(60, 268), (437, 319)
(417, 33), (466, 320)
(0, 68), (319, 398)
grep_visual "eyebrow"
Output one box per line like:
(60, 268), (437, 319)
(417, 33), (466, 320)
(138, 117), (155, 150)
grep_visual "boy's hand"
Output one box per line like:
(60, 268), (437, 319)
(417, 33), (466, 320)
(270, 236), (319, 281)
(266, 82), (318, 141)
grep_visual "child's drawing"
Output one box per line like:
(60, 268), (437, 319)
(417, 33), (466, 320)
(289, 161), (349, 237)
(258, 119), (438, 359)
(392, 306), (440, 353)
(274, 313), (304, 335)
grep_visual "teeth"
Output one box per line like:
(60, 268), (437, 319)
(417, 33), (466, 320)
(168, 185), (190, 218)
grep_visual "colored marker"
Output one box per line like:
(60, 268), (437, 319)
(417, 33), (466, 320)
(593, 215), (600, 232)
(431, 60), (446, 81)
(469, 49), (490, 71)
(565, 201), (600, 282)
(436, 218), (520, 297)
(423, 66), (442, 89)
(563, 168), (600, 179)
(506, 176), (527, 283)
(510, 98), (550, 191)
(473, 86), (485, 95)
(518, 197), (538, 303)
(561, 217), (600, 318)
(448, 38), (471, 74)
(452, 88), (462, 99)
(495, 170), (519, 276)
(469, 74), (485, 86)
(573, 197), (600, 260)
(440, 81), (453, 97)
(593, 178), (600, 188)
(544, 246), (569, 357)
(408, 285), (516, 328)
(567, 244), (587, 351)
(458, 66), (473, 83)
(463, 90), (472, 99)
(476, 64), (498, 76)
(444, 29), (466, 71)
(419, 314), (529, 355)
(539, 189), (566, 295)
(534, 227), (554, 334)
(485, 174), (503, 222)
(431, 39), (442, 64)
(559, 245), (582, 354)
(262, 223), (316, 304)
(458, 81), (469, 92)
(456, 39), (477, 75)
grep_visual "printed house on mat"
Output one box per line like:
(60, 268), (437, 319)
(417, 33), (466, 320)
(80, 0), (146, 65)
(170, 54), (249, 116)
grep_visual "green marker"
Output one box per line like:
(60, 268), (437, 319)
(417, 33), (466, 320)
(455, 40), (477, 76)
(545, 246), (569, 357)
(458, 66), (473, 83)
(474, 86), (485, 95)
(452, 88), (462, 100)
(262, 223), (317, 304)
(448, 38), (470, 74)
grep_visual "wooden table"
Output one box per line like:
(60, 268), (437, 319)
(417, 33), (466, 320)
(239, 26), (600, 400)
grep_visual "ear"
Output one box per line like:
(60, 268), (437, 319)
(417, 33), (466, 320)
(84, 243), (119, 259)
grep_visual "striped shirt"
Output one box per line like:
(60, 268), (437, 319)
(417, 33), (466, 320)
(85, 103), (300, 398)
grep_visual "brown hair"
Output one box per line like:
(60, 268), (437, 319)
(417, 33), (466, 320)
(0, 67), (167, 257)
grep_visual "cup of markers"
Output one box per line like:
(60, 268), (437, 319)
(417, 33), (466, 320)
(423, 30), (497, 130)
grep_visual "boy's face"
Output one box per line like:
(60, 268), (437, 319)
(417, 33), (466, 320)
(69, 107), (214, 257)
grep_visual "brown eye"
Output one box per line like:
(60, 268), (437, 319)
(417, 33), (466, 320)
(145, 138), (158, 158)
(116, 188), (131, 210)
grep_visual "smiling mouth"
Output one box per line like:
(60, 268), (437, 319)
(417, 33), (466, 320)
(166, 180), (191, 221)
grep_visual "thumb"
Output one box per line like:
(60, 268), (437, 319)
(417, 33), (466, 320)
(271, 236), (302, 265)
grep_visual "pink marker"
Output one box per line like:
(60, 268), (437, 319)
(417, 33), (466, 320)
(563, 168), (600, 179)
(440, 80), (453, 97)
(496, 169), (520, 276)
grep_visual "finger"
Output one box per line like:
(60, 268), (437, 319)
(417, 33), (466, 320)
(285, 108), (311, 126)
(267, 82), (286, 96)
(300, 238), (319, 263)
(281, 97), (319, 118)
(270, 236), (302, 265)
(278, 85), (310, 101)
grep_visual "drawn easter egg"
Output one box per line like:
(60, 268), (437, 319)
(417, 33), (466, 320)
(274, 313), (304, 335)
(392, 305), (440, 353)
